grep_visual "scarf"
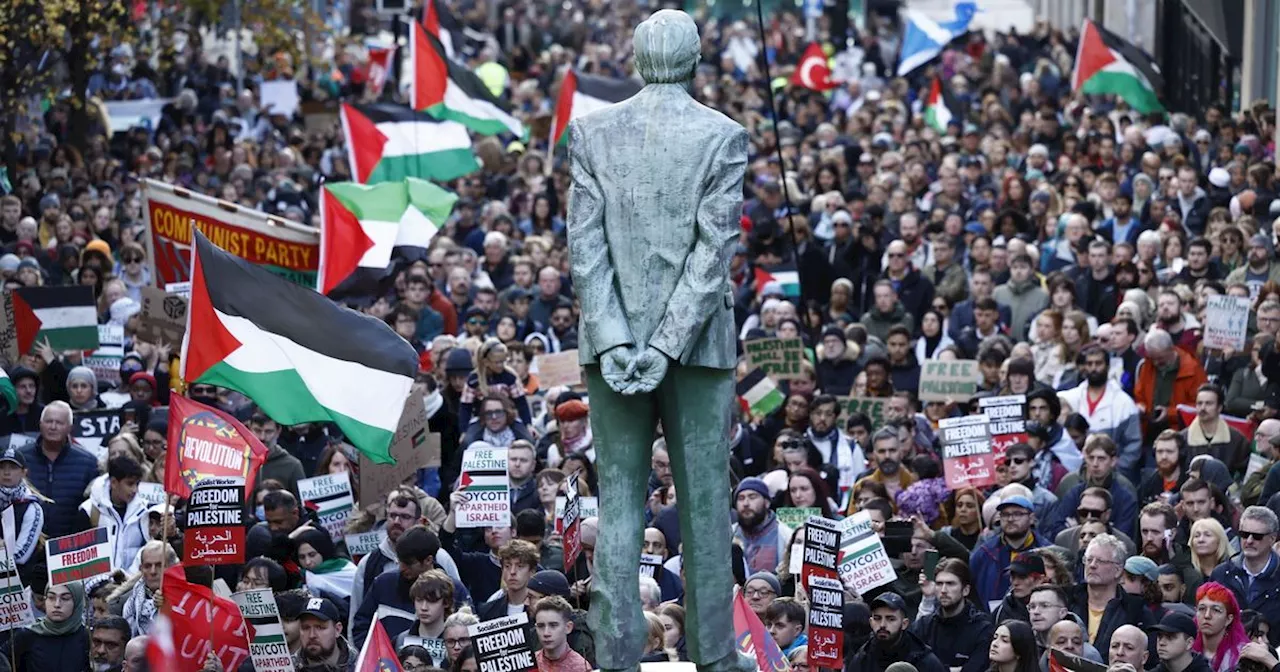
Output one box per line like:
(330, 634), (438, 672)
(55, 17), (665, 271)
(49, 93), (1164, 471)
(483, 426), (516, 447)
(29, 581), (85, 636)
(124, 579), (157, 636)
(0, 482), (31, 511)
(563, 427), (592, 454)
(424, 390), (444, 420)
(1032, 443), (1058, 492)
(311, 558), (353, 575)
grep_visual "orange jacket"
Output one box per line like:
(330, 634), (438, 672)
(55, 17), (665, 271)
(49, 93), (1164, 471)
(1133, 348), (1207, 432)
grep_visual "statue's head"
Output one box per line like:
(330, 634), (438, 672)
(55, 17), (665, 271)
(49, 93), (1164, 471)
(633, 10), (700, 85)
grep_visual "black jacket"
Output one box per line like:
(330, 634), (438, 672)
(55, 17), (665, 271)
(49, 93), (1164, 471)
(891, 268), (936, 329)
(845, 629), (947, 672)
(908, 601), (993, 672)
(729, 423), (770, 478)
(1152, 652), (1212, 672)
(1067, 585), (1154, 659)
(0, 625), (89, 672)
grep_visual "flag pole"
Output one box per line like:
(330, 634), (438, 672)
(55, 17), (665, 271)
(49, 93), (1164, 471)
(751, 0), (815, 342)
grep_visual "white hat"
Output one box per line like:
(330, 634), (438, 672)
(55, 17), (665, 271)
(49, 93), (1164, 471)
(1208, 167), (1230, 189)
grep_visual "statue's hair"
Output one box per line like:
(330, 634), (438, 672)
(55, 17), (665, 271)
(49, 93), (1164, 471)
(633, 10), (700, 84)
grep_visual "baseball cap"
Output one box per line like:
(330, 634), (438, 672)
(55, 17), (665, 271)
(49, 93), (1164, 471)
(996, 495), (1034, 512)
(1149, 612), (1197, 638)
(1009, 554), (1045, 576)
(870, 592), (907, 613)
(1124, 556), (1159, 581)
(0, 446), (24, 469)
(527, 570), (571, 598)
(299, 597), (340, 622)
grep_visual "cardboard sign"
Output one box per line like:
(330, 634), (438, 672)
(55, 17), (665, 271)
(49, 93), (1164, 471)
(469, 613), (536, 672)
(72, 408), (123, 461)
(0, 539), (33, 632)
(639, 553), (664, 579)
(533, 350), (582, 389)
(801, 515), (840, 589)
(978, 395), (1027, 462)
(554, 496), (598, 534)
(360, 394), (437, 508)
(403, 636), (447, 666)
(1203, 294), (1251, 351)
(836, 512), (896, 594)
(135, 286), (188, 346)
(346, 530), (385, 559)
(47, 528), (113, 585)
(562, 473), (582, 571)
(184, 477), (246, 565)
(776, 507), (822, 531)
(744, 338), (805, 380)
(136, 482), (166, 508)
(85, 324), (125, 387)
(844, 397), (887, 429)
(918, 359), (981, 402)
(807, 575), (845, 668)
(939, 414), (996, 489)
(298, 474), (355, 540)
(0, 291), (22, 365)
(232, 589), (293, 672)
(456, 447), (509, 528)
(142, 179), (320, 288)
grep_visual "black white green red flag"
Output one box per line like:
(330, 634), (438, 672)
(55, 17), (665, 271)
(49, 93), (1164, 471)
(410, 22), (526, 139)
(1071, 18), (1164, 114)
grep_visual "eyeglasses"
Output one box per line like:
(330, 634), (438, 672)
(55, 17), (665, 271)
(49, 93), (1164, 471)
(1083, 555), (1119, 566)
(745, 588), (776, 598)
(1239, 530), (1274, 541)
(445, 638), (471, 647)
(467, 318), (487, 326)
(1076, 508), (1105, 520)
(124, 256), (142, 264)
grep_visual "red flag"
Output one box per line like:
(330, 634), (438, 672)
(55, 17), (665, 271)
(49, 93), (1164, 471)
(355, 619), (404, 672)
(733, 591), (791, 672)
(366, 46), (396, 97)
(145, 612), (180, 672)
(791, 43), (836, 91)
(165, 395), (268, 498)
(161, 565), (252, 672)
(1175, 404), (1256, 442)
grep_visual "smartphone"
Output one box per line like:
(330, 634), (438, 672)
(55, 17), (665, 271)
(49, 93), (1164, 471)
(123, 408), (136, 424)
(924, 549), (940, 582)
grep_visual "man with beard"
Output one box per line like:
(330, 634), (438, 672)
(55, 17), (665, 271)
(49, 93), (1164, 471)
(805, 395), (864, 505)
(1135, 329), (1208, 433)
(991, 553), (1051, 625)
(1067, 534), (1152, 659)
(1155, 290), (1202, 356)
(851, 428), (917, 506)
(1098, 192), (1144, 246)
(1225, 233), (1280, 293)
(911, 559), (993, 672)
(1180, 384), (1250, 477)
(1137, 500), (1201, 595)
(1155, 565), (1196, 614)
(295, 598), (356, 672)
(1057, 346), (1144, 480)
(90, 616), (130, 672)
(970, 495), (1046, 607)
(731, 478), (792, 575)
(847, 592), (946, 672)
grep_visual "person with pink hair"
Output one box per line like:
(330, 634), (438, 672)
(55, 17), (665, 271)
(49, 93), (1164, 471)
(1193, 582), (1249, 672)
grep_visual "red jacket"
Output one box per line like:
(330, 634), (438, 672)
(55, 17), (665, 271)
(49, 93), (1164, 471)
(1134, 348), (1206, 432)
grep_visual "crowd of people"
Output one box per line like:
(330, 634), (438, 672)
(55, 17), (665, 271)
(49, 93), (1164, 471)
(3, 0), (1280, 672)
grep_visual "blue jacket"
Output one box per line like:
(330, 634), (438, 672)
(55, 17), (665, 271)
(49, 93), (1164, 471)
(1043, 476), (1139, 541)
(21, 439), (99, 538)
(351, 569), (471, 651)
(947, 299), (1012, 341)
(1210, 553), (1280, 647)
(1096, 216), (1146, 246)
(969, 532), (1047, 607)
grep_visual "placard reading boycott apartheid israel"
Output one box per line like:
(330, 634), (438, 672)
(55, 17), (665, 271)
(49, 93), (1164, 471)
(918, 359), (981, 402)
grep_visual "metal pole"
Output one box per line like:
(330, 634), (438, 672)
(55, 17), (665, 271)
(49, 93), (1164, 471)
(233, 0), (244, 95)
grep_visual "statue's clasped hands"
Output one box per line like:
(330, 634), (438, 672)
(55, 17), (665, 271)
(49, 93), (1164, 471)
(601, 345), (669, 395)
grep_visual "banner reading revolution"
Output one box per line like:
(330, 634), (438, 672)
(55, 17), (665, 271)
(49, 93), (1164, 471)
(167, 395), (269, 498)
(142, 179), (320, 289)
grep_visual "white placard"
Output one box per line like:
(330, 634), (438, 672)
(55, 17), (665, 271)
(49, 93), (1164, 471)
(836, 511), (896, 595)
(297, 474), (355, 540)
(259, 81), (300, 118)
(456, 447), (509, 528)
(1203, 294), (1251, 351)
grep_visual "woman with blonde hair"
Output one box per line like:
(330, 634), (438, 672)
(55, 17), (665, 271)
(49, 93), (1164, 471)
(1189, 517), (1231, 578)
(459, 338), (530, 428)
(1032, 309), (1068, 386)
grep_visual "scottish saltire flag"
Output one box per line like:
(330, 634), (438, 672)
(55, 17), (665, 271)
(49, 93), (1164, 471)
(897, 2), (979, 76)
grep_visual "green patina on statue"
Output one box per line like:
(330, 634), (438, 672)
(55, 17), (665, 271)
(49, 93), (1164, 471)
(566, 8), (758, 672)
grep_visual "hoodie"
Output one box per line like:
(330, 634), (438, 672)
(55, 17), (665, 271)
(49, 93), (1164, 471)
(909, 600), (994, 672)
(75, 478), (149, 571)
(993, 276), (1049, 341)
(258, 443), (306, 500)
(859, 303), (915, 344)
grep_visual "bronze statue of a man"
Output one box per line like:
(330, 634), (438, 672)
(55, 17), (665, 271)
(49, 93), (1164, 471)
(566, 8), (755, 672)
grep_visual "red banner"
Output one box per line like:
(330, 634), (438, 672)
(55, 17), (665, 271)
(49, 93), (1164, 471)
(562, 475), (582, 571)
(166, 395), (268, 499)
(733, 592), (791, 672)
(161, 565), (252, 672)
(1176, 405), (1256, 442)
(366, 47), (396, 97)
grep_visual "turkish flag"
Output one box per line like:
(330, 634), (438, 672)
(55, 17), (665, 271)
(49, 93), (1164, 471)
(791, 43), (837, 91)
(160, 565), (253, 672)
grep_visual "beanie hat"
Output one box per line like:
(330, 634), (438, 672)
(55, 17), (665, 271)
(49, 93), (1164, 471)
(745, 571), (781, 595)
(555, 399), (589, 422)
(527, 570), (571, 598)
(66, 366), (98, 391)
(822, 325), (845, 341)
(444, 348), (473, 375)
(735, 477), (770, 501)
(83, 239), (112, 260)
(0, 254), (19, 274)
(110, 297), (141, 323)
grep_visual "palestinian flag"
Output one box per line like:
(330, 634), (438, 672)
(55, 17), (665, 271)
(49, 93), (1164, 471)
(550, 70), (643, 146)
(341, 103), (479, 185)
(0, 368), (15, 415)
(319, 178), (454, 295)
(410, 21), (526, 138)
(754, 266), (801, 300)
(14, 286), (99, 351)
(181, 230), (417, 464)
(1072, 18), (1164, 114)
(923, 75), (961, 132)
(420, 0), (460, 59)
(737, 368), (784, 417)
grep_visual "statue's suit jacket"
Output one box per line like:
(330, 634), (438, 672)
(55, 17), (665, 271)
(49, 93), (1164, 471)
(566, 85), (748, 371)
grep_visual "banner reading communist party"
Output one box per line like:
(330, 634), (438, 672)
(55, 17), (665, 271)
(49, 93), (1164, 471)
(142, 179), (320, 289)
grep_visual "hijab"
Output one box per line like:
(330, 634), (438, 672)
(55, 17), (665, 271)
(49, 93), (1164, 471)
(29, 582), (85, 637)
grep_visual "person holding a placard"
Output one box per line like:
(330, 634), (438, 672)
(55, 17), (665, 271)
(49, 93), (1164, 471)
(351, 526), (459, 648)
(911, 558), (994, 672)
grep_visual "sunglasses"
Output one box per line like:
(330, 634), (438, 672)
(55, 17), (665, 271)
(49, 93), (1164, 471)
(467, 318), (487, 325)
(1009, 457), (1029, 466)
(887, 252), (905, 258)
(124, 256), (143, 263)
(1076, 508), (1105, 520)
(1239, 530), (1273, 541)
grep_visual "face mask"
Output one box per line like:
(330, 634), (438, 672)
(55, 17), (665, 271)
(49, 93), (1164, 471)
(255, 505), (266, 521)
(879, 458), (900, 475)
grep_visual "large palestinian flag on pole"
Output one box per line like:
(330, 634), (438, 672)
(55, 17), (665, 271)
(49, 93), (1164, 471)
(319, 178), (453, 295)
(181, 230), (417, 464)
(923, 75), (961, 132)
(410, 21), (526, 139)
(341, 103), (478, 184)
(1071, 18), (1165, 114)
(421, 0), (461, 59)
(550, 70), (642, 147)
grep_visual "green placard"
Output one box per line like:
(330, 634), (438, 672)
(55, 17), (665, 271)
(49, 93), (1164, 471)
(776, 507), (822, 530)
(918, 359), (981, 402)
(744, 337), (805, 381)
